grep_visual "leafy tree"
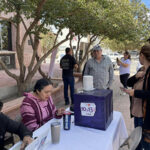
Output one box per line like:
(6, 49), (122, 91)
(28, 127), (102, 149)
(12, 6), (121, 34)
(70, 0), (138, 70)
(40, 31), (56, 62)
(102, 0), (150, 52)
(0, 0), (102, 95)
(0, 0), (114, 95)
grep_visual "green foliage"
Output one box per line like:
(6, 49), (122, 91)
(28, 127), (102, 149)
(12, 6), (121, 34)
(101, 0), (150, 52)
(40, 31), (56, 54)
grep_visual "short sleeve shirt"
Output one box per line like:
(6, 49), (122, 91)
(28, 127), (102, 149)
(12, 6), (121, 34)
(60, 54), (76, 77)
(119, 58), (131, 75)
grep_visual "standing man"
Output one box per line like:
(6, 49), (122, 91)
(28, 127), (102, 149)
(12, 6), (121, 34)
(60, 47), (78, 105)
(84, 45), (114, 89)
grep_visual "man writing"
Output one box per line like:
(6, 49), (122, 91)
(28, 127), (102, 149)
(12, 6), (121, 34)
(84, 45), (114, 89)
(60, 47), (78, 105)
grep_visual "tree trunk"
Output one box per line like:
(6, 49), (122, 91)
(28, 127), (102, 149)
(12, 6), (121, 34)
(17, 81), (28, 96)
(77, 64), (82, 72)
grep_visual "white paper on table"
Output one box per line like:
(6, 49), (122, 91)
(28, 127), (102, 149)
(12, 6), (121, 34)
(25, 130), (49, 150)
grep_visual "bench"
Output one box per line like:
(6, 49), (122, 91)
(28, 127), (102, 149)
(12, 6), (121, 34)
(2, 97), (24, 115)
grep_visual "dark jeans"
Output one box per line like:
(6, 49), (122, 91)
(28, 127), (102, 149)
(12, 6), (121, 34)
(141, 137), (150, 150)
(63, 76), (74, 104)
(134, 117), (143, 150)
(120, 73), (130, 88)
(134, 117), (143, 128)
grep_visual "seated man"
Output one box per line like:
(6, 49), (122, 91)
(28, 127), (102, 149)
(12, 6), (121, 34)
(0, 101), (33, 150)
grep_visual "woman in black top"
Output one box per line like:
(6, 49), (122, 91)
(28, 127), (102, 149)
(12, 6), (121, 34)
(124, 45), (150, 150)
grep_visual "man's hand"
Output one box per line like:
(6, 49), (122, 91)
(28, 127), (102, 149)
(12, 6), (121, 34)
(20, 136), (33, 150)
(124, 89), (135, 96)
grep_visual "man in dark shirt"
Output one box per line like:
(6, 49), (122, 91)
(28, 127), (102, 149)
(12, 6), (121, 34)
(60, 47), (78, 105)
(0, 101), (32, 150)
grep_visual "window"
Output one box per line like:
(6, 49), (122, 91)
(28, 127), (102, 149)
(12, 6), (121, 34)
(0, 20), (12, 51)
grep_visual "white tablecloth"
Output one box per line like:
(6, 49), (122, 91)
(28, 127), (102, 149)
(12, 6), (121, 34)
(10, 111), (128, 150)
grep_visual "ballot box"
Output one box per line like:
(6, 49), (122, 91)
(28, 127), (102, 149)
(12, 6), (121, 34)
(74, 89), (113, 130)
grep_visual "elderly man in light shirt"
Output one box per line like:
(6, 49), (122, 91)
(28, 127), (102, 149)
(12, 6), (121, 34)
(83, 45), (114, 89)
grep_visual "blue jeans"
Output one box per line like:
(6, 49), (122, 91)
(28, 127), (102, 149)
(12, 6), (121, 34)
(134, 117), (143, 128)
(63, 76), (74, 104)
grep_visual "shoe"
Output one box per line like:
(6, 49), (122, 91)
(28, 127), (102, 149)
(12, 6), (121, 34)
(70, 104), (74, 112)
(65, 101), (70, 105)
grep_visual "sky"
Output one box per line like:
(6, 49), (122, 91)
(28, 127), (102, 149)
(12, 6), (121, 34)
(141, 0), (150, 8)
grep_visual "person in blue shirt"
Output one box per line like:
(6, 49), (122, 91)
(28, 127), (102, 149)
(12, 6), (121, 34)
(117, 51), (131, 90)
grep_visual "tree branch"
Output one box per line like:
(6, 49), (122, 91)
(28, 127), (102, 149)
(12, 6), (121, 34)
(53, 29), (61, 47)
(75, 35), (82, 63)
(21, 0), (47, 50)
(0, 60), (18, 81)
(25, 31), (71, 83)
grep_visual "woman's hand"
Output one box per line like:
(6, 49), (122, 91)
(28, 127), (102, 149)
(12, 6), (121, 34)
(20, 136), (33, 150)
(57, 108), (65, 116)
(135, 71), (145, 78)
(124, 89), (135, 96)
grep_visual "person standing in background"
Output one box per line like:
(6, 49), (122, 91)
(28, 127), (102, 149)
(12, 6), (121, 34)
(60, 47), (78, 105)
(117, 51), (131, 93)
(83, 45), (114, 89)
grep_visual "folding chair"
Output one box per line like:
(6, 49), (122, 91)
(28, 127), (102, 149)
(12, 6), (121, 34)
(119, 126), (142, 150)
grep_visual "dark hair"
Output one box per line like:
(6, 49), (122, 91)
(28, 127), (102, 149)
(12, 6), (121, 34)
(33, 78), (53, 93)
(65, 47), (71, 54)
(140, 44), (150, 62)
(0, 101), (3, 111)
(124, 51), (131, 59)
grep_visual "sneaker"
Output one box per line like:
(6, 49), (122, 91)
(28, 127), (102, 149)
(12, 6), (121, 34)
(70, 104), (74, 112)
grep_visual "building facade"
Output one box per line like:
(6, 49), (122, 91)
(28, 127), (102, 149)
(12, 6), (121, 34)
(0, 12), (41, 69)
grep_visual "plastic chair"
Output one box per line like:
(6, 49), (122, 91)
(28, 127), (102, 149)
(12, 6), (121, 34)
(119, 127), (142, 150)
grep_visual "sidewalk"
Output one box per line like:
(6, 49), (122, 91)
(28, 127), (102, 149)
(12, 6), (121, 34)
(112, 71), (134, 134)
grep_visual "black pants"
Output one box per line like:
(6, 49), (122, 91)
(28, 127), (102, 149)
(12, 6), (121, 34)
(120, 73), (130, 88)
